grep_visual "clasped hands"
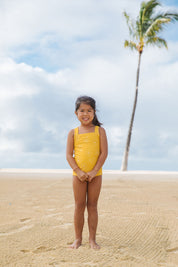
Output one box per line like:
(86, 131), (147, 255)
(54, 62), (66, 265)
(75, 168), (98, 183)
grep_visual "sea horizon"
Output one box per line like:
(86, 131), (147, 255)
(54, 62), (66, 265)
(1, 168), (178, 180)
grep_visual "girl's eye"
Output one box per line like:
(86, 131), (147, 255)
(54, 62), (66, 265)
(79, 109), (93, 113)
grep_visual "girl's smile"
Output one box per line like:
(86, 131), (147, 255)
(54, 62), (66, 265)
(75, 103), (95, 126)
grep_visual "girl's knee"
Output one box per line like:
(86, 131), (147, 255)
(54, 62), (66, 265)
(87, 201), (97, 212)
(75, 202), (86, 212)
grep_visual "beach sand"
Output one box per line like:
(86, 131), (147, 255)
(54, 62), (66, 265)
(0, 170), (178, 267)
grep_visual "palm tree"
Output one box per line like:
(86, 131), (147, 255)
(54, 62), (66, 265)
(121, 0), (178, 171)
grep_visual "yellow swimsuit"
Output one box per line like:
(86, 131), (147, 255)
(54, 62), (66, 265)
(73, 126), (102, 176)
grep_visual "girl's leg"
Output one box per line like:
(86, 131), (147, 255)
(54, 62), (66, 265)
(87, 175), (102, 249)
(70, 176), (87, 249)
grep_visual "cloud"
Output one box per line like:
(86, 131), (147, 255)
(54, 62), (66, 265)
(0, 59), (74, 158)
(0, 0), (143, 68)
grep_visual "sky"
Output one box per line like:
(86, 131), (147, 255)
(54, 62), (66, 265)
(0, 0), (178, 171)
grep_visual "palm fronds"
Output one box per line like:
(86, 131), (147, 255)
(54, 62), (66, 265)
(146, 36), (168, 48)
(144, 17), (171, 37)
(123, 11), (138, 40)
(124, 40), (137, 51)
(123, 0), (178, 52)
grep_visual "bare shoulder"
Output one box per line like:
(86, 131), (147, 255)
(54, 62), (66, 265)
(99, 126), (107, 136)
(67, 129), (74, 138)
(99, 127), (108, 153)
(66, 129), (75, 154)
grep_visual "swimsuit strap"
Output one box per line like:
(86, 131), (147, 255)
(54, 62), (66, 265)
(95, 126), (99, 136)
(74, 127), (78, 135)
(74, 128), (78, 144)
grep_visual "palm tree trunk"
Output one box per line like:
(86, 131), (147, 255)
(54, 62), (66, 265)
(121, 51), (142, 171)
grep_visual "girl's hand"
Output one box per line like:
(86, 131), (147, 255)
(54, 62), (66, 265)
(75, 168), (88, 182)
(87, 169), (98, 182)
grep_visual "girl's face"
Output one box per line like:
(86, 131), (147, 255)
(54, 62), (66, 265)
(75, 102), (95, 126)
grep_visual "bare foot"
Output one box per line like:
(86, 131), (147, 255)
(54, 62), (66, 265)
(89, 239), (100, 249)
(69, 239), (82, 249)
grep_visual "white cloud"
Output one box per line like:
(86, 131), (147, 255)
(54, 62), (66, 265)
(0, 0), (142, 60)
(0, 59), (74, 158)
(0, 58), (43, 99)
(0, 137), (22, 151)
(106, 126), (126, 156)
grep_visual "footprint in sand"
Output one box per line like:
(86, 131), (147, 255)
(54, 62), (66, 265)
(166, 246), (178, 253)
(21, 247), (56, 254)
(20, 249), (30, 253)
(20, 217), (31, 222)
(33, 246), (55, 254)
(33, 246), (47, 254)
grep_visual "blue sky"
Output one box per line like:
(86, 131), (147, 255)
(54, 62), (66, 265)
(0, 0), (178, 171)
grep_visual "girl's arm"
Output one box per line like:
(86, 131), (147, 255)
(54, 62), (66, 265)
(87, 127), (108, 181)
(66, 129), (88, 182)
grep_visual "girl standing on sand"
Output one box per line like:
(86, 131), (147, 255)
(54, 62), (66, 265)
(66, 96), (108, 249)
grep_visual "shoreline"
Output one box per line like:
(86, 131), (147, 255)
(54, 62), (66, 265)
(0, 168), (178, 180)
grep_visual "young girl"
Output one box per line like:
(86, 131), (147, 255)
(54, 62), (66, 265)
(66, 96), (108, 249)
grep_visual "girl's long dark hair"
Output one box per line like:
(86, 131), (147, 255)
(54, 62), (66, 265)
(75, 96), (102, 127)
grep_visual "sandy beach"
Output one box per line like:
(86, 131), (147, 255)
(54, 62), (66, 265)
(0, 170), (178, 267)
